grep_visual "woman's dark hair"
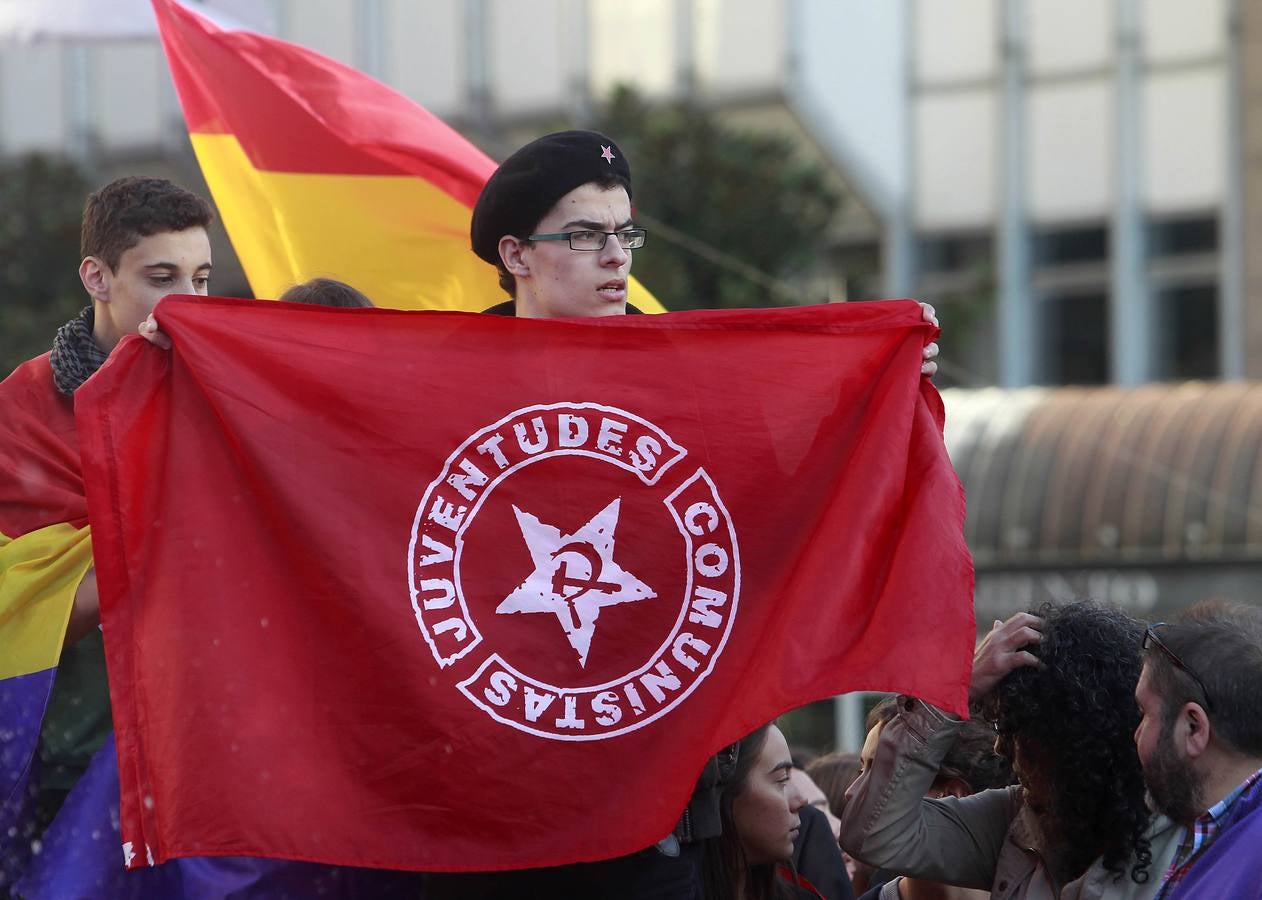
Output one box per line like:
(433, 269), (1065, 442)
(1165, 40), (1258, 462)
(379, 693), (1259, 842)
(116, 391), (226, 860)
(979, 600), (1152, 885)
(279, 277), (374, 308)
(700, 724), (796, 900)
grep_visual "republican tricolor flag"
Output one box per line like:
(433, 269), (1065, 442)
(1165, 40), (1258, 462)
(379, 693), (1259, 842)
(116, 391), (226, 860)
(76, 297), (974, 872)
(150, 0), (665, 313)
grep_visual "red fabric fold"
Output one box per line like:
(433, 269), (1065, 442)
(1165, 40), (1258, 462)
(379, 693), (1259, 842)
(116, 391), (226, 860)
(153, 0), (495, 201)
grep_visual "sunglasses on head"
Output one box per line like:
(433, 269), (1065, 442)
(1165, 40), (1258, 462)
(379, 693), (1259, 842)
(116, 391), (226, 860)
(1143, 623), (1213, 713)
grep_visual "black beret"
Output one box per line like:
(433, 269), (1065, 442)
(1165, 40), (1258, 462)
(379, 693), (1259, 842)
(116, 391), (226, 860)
(470, 130), (632, 265)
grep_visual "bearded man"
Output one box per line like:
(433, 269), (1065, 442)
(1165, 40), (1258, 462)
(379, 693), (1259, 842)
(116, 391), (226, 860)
(1134, 601), (1262, 900)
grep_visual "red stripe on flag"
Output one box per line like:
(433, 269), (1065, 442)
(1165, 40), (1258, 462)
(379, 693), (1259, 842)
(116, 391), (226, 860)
(152, 0), (494, 206)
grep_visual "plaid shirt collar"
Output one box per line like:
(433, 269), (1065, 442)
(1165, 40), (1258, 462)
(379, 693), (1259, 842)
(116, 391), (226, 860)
(1160, 766), (1262, 895)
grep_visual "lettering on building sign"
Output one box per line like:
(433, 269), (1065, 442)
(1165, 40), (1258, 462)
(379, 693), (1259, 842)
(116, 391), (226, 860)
(975, 570), (1159, 621)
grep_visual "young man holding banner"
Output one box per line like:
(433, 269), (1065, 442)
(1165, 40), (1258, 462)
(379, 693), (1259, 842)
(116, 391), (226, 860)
(427, 129), (938, 898)
(0, 177), (421, 898)
(0, 176), (213, 817)
(135, 130), (939, 898)
(0, 176), (212, 892)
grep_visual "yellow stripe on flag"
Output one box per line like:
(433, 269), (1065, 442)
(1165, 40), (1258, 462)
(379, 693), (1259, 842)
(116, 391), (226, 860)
(192, 133), (666, 314)
(193, 134), (496, 310)
(0, 523), (93, 679)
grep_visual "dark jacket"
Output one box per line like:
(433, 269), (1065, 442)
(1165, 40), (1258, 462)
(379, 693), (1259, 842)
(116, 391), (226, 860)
(793, 803), (854, 900)
(483, 299), (644, 316)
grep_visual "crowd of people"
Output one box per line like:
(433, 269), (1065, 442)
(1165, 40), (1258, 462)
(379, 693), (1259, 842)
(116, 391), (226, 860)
(701, 598), (1262, 900)
(2, 127), (1261, 899)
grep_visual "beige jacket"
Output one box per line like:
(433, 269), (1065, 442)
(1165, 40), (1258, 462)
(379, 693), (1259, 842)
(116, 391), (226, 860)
(838, 697), (1181, 900)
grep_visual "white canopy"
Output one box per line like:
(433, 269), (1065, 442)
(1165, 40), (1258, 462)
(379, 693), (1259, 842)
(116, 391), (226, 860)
(0, 0), (271, 42)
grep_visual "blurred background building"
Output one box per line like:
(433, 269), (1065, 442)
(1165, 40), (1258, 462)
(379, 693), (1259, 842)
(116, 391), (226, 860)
(3, 0), (1260, 750)
(1, 0), (1247, 383)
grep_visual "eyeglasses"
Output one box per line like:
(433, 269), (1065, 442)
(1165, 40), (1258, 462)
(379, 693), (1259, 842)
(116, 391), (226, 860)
(1143, 623), (1214, 712)
(526, 228), (647, 251)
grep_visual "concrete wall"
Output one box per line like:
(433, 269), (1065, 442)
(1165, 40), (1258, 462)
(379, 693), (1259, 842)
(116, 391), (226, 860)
(909, 0), (1227, 229)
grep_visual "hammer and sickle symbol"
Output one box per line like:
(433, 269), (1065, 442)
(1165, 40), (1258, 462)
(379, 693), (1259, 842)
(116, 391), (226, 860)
(550, 541), (621, 631)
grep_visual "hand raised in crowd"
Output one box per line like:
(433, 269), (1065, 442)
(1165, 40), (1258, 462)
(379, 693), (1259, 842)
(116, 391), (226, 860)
(968, 611), (1043, 703)
(919, 302), (940, 377)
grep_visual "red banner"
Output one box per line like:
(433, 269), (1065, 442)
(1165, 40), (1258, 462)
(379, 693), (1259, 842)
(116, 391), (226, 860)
(76, 296), (973, 872)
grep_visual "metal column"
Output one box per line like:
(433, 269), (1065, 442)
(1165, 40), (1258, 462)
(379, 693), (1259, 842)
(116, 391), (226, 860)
(886, 0), (917, 299)
(62, 44), (92, 166)
(674, 0), (697, 99)
(565, 0), (593, 126)
(998, 0), (1034, 387)
(464, 0), (493, 141)
(1110, 0), (1150, 385)
(1221, 0), (1246, 379)
(355, 0), (387, 81)
(833, 692), (866, 753)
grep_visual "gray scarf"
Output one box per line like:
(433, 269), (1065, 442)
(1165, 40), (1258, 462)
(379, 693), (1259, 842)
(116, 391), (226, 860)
(49, 307), (109, 396)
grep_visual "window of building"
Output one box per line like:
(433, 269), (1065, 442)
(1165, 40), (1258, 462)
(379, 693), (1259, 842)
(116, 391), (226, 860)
(1033, 225), (1108, 266)
(1042, 291), (1109, 384)
(1156, 283), (1219, 380)
(917, 233), (991, 274)
(1147, 216), (1218, 256)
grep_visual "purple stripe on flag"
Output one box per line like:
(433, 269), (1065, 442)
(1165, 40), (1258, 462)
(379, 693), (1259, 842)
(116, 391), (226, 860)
(15, 733), (425, 898)
(1, 667), (57, 890)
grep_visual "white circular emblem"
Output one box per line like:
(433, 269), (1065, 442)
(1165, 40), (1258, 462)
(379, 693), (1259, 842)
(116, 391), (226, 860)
(407, 402), (740, 741)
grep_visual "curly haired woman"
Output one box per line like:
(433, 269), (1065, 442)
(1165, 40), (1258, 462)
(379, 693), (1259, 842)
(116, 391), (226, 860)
(839, 600), (1182, 899)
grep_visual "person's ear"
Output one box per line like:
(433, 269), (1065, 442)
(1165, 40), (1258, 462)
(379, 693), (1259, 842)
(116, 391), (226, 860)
(1183, 702), (1212, 759)
(79, 256), (111, 301)
(499, 236), (530, 278)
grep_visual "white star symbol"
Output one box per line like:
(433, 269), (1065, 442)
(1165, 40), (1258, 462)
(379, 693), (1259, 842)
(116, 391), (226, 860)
(600, 144), (616, 164)
(496, 499), (654, 667)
